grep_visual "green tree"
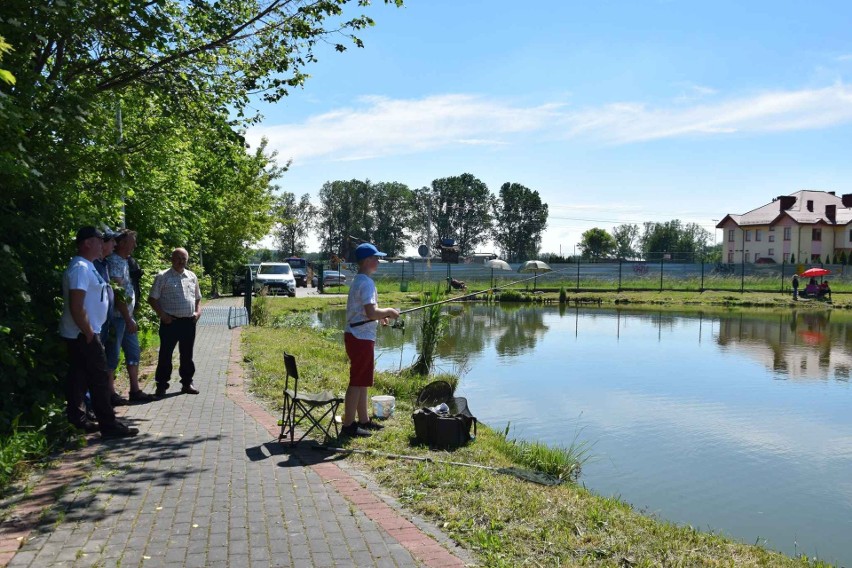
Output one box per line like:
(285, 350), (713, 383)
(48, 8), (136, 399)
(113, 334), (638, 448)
(0, 35), (14, 85)
(611, 224), (639, 260)
(422, 174), (493, 256)
(0, 0), (402, 442)
(371, 182), (414, 257)
(640, 220), (710, 262)
(275, 192), (317, 257)
(578, 228), (616, 261)
(318, 180), (373, 258)
(492, 182), (548, 262)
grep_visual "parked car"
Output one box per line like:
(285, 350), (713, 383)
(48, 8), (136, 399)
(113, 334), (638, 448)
(232, 264), (259, 296)
(253, 262), (296, 297)
(284, 256), (310, 287)
(312, 270), (347, 288)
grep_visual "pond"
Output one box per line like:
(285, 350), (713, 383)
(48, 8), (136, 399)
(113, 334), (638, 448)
(321, 305), (852, 565)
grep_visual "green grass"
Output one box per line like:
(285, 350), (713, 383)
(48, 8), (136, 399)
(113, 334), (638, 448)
(244, 294), (836, 567)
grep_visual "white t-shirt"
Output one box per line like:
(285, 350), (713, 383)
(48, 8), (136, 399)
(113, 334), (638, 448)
(59, 256), (110, 338)
(345, 273), (379, 341)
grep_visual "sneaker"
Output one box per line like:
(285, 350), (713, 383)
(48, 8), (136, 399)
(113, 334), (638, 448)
(359, 420), (384, 431)
(129, 390), (154, 402)
(101, 421), (139, 438)
(74, 420), (100, 434)
(340, 423), (372, 438)
(110, 393), (129, 407)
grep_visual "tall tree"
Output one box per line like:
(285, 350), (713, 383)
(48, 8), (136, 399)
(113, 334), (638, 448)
(274, 192), (316, 257)
(611, 224), (640, 260)
(371, 182), (414, 257)
(317, 180), (373, 258)
(578, 228), (616, 261)
(640, 220), (711, 262)
(426, 174), (493, 256)
(492, 182), (548, 262)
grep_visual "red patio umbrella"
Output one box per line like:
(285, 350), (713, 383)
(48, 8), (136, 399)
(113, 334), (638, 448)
(800, 267), (831, 278)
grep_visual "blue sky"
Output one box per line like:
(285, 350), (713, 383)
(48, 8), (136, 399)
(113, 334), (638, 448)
(246, 0), (852, 256)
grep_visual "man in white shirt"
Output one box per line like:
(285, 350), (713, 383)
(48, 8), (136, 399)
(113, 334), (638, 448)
(148, 248), (202, 397)
(58, 226), (139, 438)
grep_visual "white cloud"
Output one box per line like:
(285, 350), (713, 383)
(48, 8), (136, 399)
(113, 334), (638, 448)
(565, 83), (852, 143)
(247, 94), (562, 163)
(248, 84), (852, 162)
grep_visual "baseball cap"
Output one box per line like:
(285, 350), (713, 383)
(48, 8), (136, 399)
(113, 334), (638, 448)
(355, 243), (386, 261)
(75, 226), (104, 243)
(102, 227), (119, 241)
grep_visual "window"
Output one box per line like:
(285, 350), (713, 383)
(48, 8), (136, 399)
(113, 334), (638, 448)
(745, 230), (752, 242)
(768, 235), (775, 242)
(728, 251), (734, 263)
(769, 226), (775, 232)
(754, 252), (760, 262)
(728, 229), (735, 242)
(768, 248), (774, 256)
(784, 227), (791, 241)
(813, 228), (822, 241)
(811, 254), (821, 262)
(784, 253), (790, 263)
(756, 230), (762, 241)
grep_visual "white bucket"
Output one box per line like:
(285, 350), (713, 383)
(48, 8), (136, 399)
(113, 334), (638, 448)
(372, 395), (395, 419)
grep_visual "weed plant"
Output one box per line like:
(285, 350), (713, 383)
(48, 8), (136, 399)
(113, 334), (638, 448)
(409, 288), (448, 376)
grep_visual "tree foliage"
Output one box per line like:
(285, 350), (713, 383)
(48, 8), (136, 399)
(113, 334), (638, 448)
(492, 182), (548, 262)
(578, 228), (616, 261)
(317, 179), (413, 258)
(275, 192), (316, 257)
(611, 224), (640, 260)
(0, 0), (402, 437)
(418, 174), (493, 256)
(639, 220), (711, 262)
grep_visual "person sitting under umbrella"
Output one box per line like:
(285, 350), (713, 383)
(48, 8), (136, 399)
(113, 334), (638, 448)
(818, 281), (832, 300)
(803, 278), (819, 297)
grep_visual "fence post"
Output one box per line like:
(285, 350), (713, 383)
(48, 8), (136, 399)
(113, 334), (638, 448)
(618, 259), (622, 292)
(780, 262), (785, 293)
(659, 255), (664, 292)
(244, 265), (253, 323)
(576, 257), (580, 292)
(700, 255), (704, 292)
(446, 263), (451, 293)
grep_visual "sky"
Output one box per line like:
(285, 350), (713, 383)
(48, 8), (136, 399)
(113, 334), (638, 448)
(245, 0), (852, 257)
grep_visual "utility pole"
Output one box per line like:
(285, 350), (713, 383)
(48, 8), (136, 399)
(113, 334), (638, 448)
(116, 99), (125, 228)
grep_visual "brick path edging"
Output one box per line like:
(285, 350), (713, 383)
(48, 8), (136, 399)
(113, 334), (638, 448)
(226, 327), (471, 568)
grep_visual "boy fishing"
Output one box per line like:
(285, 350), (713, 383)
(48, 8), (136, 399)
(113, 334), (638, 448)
(342, 243), (399, 437)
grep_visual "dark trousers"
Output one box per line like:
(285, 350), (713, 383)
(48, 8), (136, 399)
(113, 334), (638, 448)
(155, 317), (197, 389)
(64, 335), (117, 429)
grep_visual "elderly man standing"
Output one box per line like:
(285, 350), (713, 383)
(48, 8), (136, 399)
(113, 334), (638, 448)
(58, 226), (139, 438)
(148, 248), (202, 397)
(106, 229), (153, 402)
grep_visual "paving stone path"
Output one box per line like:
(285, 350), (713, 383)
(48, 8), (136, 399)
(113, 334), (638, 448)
(1, 299), (471, 567)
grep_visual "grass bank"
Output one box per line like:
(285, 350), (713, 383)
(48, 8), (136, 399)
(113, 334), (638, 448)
(243, 294), (832, 567)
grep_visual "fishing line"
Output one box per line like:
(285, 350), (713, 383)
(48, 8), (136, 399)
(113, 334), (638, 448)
(351, 265), (580, 329)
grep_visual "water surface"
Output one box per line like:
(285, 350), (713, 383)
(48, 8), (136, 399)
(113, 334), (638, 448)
(324, 306), (852, 564)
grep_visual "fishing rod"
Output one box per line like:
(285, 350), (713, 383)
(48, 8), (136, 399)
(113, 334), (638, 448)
(350, 264), (580, 329)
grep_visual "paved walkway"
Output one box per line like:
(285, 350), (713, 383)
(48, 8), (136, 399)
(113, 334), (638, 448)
(1, 300), (471, 567)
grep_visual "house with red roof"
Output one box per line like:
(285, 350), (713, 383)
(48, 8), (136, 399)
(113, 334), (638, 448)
(716, 190), (852, 265)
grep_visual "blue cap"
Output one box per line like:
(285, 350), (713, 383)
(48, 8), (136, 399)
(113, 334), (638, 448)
(355, 243), (386, 261)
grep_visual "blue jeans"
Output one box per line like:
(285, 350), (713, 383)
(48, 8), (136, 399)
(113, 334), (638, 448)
(105, 316), (141, 371)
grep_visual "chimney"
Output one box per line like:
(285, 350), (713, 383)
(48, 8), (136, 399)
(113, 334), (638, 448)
(826, 204), (837, 223)
(807, 200), (814, 212)
(828, 191), (836, 196)
(843, 194), (852, 208)
(778, 195), (796, 211)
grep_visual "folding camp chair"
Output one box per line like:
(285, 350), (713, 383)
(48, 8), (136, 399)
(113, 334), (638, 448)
(279, 352), (343, 446)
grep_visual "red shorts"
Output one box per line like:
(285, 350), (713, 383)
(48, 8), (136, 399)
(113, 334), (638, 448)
(344, 333), (375, 387)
